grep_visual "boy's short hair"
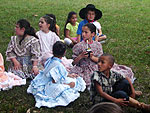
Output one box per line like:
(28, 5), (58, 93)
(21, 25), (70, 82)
(99, 53), (115, 66)
(53, 41), (66, 57)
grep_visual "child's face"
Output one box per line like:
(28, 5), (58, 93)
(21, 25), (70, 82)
(98, 56), (112, 72)
(39, 17), (50, 32)
(82, 26), (95, 41)
(87, 10), (95, 21)
(70, 14), (77, 25)
(15, 24), (24, 36)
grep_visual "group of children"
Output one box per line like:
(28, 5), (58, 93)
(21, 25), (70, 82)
(0, 3), (150, 112)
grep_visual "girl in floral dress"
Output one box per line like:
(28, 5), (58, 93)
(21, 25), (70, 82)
(6, 19), (41, 79)
(69, 23), (103, 86)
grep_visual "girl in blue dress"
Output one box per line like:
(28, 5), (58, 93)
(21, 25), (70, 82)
(27, 41), (86, 108)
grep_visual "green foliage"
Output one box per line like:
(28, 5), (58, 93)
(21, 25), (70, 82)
(0, 0), (150, 112)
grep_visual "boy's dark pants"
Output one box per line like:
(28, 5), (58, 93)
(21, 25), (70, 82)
(111, 79), (131, 101)
(102, 79), (131, 102)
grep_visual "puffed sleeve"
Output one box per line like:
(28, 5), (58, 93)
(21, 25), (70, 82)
(66, 23), (71, 30)
(92, 41), (103, 58)
(6, 36), (17, 61)
(30, 38), (41, 61)
(72, 43), (83, 59)
(53, 32), (60, 42)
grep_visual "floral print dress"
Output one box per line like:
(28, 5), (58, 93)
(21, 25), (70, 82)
(69, 41), (103, 86)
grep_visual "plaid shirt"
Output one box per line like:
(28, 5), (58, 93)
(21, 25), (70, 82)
(90, 70), (126, 103)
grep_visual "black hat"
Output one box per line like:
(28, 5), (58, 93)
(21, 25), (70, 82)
(79, 4), (102, 20)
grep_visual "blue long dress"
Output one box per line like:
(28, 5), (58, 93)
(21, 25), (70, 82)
(27, 57), (86, 108)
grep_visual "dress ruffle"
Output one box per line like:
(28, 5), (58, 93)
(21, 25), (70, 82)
(27, 57), (86, 108)
(0, 53), (26, 91)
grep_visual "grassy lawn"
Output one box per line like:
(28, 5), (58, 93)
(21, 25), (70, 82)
(0, 0), (150, 112)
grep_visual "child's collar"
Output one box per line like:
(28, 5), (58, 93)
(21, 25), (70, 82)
(84, 40), (93, 44)
(98, 70), (112, 78)
(88, 20), (95, 23)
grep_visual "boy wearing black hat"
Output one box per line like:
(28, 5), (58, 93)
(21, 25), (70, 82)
(77, 4), (107, 43)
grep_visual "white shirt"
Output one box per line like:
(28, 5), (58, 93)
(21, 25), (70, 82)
(36, 30), (60, 60)
(93, 21), (102, 34)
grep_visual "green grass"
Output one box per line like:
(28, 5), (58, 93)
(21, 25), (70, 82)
(0, 0), (150, 112)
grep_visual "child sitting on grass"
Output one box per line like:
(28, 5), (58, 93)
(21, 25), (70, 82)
(77, 4), (107, 43)
(90, 53), (150, 112)
(37, 15), (73, 71)
(64, 11), (79, 46)
(6, 19), (41, 79)
(27, 41), (86, 108)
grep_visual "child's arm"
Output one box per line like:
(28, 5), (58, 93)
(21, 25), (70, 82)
(30, 39), (41, 75)
(64, 82), (75, 88)
(95, 81), (129, 106)
(68, 73), (79, 78)
(10, 58), (22, 70)
(77, 34), (81, 43)
(73, 51), (99, 64)
(95, 29), (104, 41)
(56, 26), (60, 36)
(97, 29), (107, 41)
(52, 77), (75, 88)
(125, 77), (135, 98)
(72, 51), (88, 65)
(32, 61), (39, 75)
(90, 52), (99, 63)
(95, 35), (98, 41)
(98, 29), (103, 35)
(76, 21), (82, 43)
(6, 37), (22, 70)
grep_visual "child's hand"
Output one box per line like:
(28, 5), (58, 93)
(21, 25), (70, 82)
(65, 82), (75, 88)
(31, 66), (39, 75)
(115, 98), (129, 106)
(13, 60), (22, 70)
(80, 51), (88, 58)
